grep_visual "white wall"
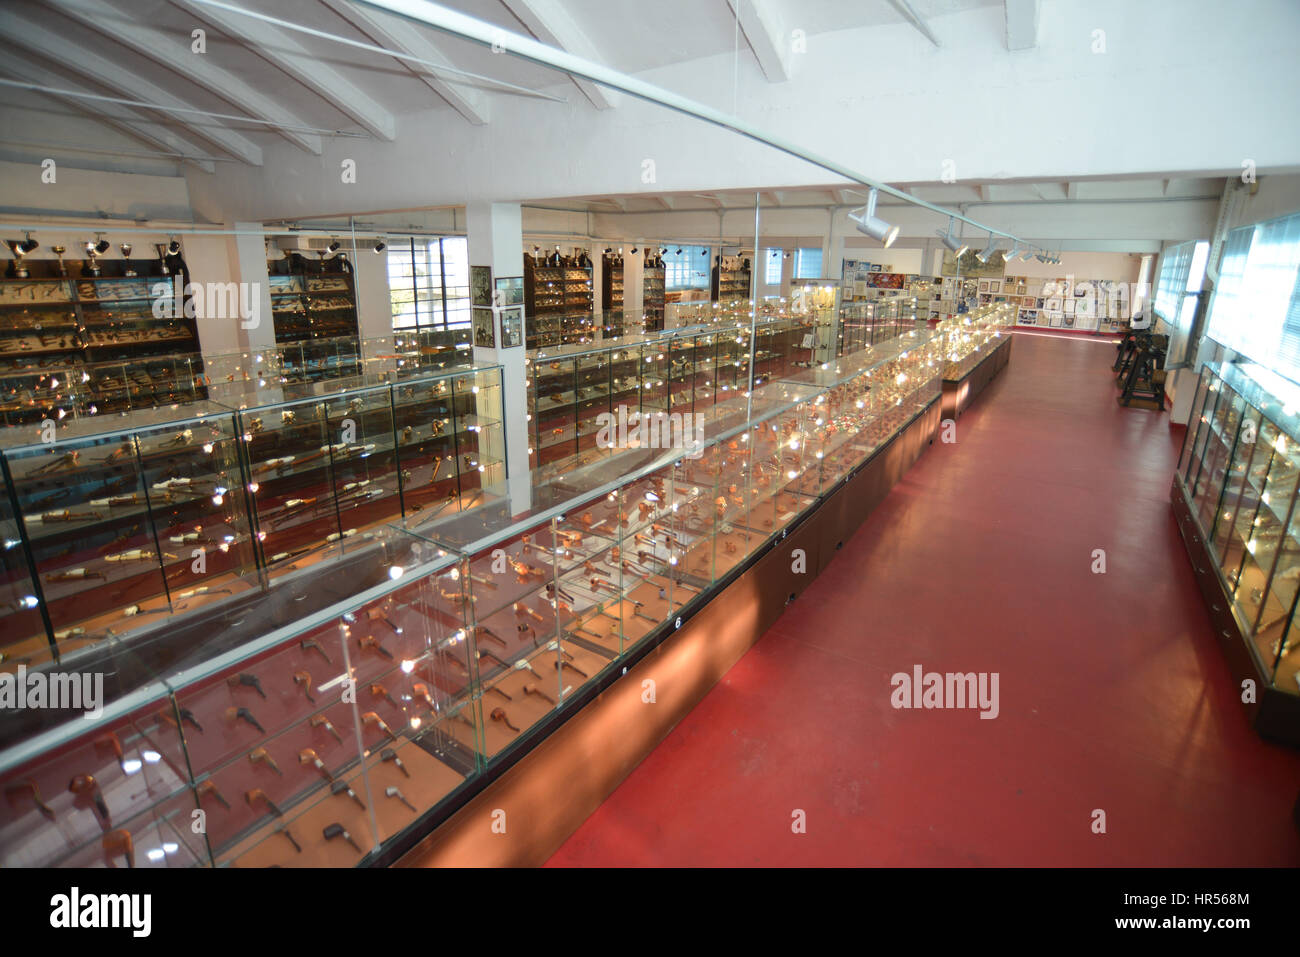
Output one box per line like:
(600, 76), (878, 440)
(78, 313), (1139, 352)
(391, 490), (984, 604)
(1003, 251), (1143, 283)
(841, 246), (925, 274)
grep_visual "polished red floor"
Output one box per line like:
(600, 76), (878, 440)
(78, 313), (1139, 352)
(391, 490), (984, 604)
(546, 331), (1300, 866)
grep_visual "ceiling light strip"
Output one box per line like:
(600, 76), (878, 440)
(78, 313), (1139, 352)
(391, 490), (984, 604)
(187, 0), (566, 104)
(353, 0), (1026, 248)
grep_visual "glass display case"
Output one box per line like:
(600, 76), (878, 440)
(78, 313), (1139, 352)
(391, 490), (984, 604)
(0, 402), (257, 666)
(524, 309), (828, 476)
(0, 324), (953, 867)
(940, 304), (1014, 381)
(837, 294), (918, 356)
(0, 527), (476, 868)
(1175, 360), (1300, 720)
(0, 365), (505, 653)
(781, 328), (945, 497)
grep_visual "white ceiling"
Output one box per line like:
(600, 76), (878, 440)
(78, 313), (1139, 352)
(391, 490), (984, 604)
(0, 0), (1294, 250)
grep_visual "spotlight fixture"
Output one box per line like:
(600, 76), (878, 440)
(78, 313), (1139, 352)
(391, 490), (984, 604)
(675, 248), (682, 255)
(701, 248), (708, 256)
(1003, 242), (1018, 263)
(167, 239), (181, 255)
(784, 250), (791, 259)
(604, 247), (612, 254)
(326, 239), (341, 254)
(937, 217), (968, 258)
(86, 233), (110, 256)
(18, 233), (38, 255)
(848, 188), (900, 248)
(630, 247), (638, 254)
(372, 240), (386, 254)
(975, 235), (999, 263)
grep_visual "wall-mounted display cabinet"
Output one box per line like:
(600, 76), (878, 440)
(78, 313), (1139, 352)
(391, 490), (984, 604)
(0, 259), (200, 424)
(1173, 359), (1300, 743)
(642, 258), (665, 332)
(267, 256), (360, 346)
(711, 255), (751, 303)
(524, 253), (594, 349)
(601, 254), (625, 338)
(0, 322), (963, 868)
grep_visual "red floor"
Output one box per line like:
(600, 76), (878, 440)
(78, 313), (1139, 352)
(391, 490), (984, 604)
(546, 331), (1300, 867)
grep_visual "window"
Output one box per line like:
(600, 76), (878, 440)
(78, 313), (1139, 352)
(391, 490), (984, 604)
(764, 248), (783, 286)
(1207, 212), (1300, 382)
(1155, 239), (1209, 364)
(794, 247), (823, 280)
(664, 246), (711, 290)
(386, 237), (471, 331)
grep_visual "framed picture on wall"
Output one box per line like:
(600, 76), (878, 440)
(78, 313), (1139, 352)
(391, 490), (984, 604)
(869, 264), (882, 272)
(978, 280), (989, 293)
(988, 280), (1000, 293)
(1063, 299), (1076, 314)
(472, 306), (496, 347)
(499, 305), (524, 348)
(471, 265), (493, 307)
(494, 275), (523, 307)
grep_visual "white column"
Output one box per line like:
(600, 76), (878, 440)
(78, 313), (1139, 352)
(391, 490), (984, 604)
(184, 222), (274, 360)
(466, 202), (529, 510)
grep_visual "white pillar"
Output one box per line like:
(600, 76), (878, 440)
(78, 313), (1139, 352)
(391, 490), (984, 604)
(466, 202), (529, 510)
(185, 223), (274, 361)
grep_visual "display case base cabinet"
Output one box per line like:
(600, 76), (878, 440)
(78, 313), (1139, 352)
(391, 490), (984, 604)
(394, 397), (943, 867)
(1171, 475), (1300, 746)
(941, 336), (1013, 421)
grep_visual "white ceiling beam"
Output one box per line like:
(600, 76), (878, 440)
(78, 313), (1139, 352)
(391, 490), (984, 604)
(0, 7), (262, 165)
(1066, 181), (1079, 200)
(500, 0), (618, 108)
(0, 48), (216, 173)
(172, 0), (396, 140)
(48, 0), (321, 154)
(318, 0), (488, 125)
(1004, 0), (1040, 51)
(654, 196), (676, 210)
(694, 193), (724, 208)
(726, 0), (792, 82)
(886, 0), (941, 48)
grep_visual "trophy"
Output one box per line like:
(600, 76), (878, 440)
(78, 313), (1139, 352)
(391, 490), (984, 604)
(120, 243), (135, 277)
(51, 245), (67, 276)
(155, 243), (170, 276)
(4, 240), (29, 278)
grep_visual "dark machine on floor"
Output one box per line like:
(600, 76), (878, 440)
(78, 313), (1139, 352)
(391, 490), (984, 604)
(1115, 330), (1168, 409)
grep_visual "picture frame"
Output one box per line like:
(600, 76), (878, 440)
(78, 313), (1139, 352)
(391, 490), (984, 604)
(978, 280), (989, 293)
(1063, 299), (1076, 314)
(471, 265), (493, 307)
(498, 305), (524, 348)
(988, 280), (1000, 293)
(494, 275), (524, 307)
(472, 306), (496, 348)
(869, 263), (882, 272)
